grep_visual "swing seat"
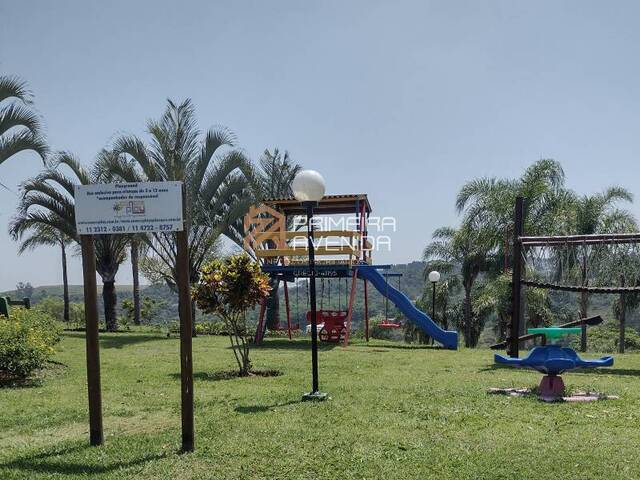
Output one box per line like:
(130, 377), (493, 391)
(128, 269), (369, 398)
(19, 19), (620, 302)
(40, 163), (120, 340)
(378, 319), (402, 329)
(307, 310), (348, 343)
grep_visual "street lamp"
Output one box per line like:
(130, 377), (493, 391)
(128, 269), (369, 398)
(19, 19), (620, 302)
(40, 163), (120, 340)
(292, 169), (328, 401)
(428, 270), (440, 320)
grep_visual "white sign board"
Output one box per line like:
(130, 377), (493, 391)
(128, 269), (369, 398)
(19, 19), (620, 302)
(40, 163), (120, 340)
(74, 181), (183, 235)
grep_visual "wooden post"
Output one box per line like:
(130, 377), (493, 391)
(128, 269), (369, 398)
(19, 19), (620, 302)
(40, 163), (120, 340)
(363, 279), (369, 342)
(284, 280), (292, 340)
(80, 235), (103, 446)
(176, 187), (194, 452)
(509, 197), (524, 358)
(620, 275), (626, 354)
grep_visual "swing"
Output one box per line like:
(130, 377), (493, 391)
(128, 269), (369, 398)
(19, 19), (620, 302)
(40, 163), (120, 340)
(378, 273), (402, 329)
(311, 277), (348, 343)
(272, 280), (300, 333)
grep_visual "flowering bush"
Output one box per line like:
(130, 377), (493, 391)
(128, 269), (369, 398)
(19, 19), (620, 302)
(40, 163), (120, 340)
(0, 308), (62, 380)
(193, 254), (271, 376)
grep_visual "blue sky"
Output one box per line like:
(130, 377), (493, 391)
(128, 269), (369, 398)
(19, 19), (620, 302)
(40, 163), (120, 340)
(1, 0), (640, 290)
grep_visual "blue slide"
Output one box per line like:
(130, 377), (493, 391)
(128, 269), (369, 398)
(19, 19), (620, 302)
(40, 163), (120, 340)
(356, 265), (458, 349)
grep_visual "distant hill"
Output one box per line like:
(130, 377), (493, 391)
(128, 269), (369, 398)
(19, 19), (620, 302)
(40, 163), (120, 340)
(0, 262), (430, 326)
(1, 283), (179, 323)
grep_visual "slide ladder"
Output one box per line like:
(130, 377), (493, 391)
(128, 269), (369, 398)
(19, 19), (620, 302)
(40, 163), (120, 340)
(356, 265), (458, 349)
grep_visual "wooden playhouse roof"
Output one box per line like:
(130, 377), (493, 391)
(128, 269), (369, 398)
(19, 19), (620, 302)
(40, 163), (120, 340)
(264, 194), (372, 216)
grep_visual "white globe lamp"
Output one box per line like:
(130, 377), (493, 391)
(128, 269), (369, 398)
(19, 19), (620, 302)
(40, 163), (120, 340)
(292, 170), (326, 202)
(428, 270), (441, 283)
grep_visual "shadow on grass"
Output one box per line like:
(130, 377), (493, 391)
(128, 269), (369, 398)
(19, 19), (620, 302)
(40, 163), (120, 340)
(253, 338), (339, 351)
(353, 343), (445, 351)
(234, 399), (304, 414)
(574, 367), (640, 377)
(100, 334), (169, 349)
(168, 369), (282, 382)
(0, 443), (166, 476)
(0, 361), (67, 389)
(478, 363), (640, 377)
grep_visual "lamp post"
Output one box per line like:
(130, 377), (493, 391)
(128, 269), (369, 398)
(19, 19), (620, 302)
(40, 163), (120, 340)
(292, 169), (328, 401)
(428, 270), (440, 321)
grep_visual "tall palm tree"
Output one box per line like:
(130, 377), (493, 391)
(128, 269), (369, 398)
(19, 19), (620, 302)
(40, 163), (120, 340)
(253, 148), (301, 330)
(10, 152), (129, 331)
(455, 159), (569, 274)
(99, 99), (256, 335)
(0, 75), (47, 167)
(10, 224), (72, 321)
(560, 187), (637, 320)
(256, 148), (301, 199)
(423, 225), (495, 347)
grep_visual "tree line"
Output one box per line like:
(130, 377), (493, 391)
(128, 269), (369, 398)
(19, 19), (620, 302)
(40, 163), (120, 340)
(1, 74), (300, 333)
(422, 159), (640, 349)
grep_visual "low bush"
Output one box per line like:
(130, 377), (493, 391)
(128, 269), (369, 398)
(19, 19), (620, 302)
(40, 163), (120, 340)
(571, 322), (640, 353)
(35, 297), (85, 329)
(195, 321), (232, 336)
(0, 308), (62, 380)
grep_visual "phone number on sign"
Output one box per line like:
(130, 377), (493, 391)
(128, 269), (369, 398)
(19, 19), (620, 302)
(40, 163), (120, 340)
(81, 224), (177, 234)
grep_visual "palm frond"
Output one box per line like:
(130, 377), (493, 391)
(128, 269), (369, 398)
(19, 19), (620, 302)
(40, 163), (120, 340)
(0, 75), (32, 104)
(0, 103), (42, 137)
(0, 129), (47, 165)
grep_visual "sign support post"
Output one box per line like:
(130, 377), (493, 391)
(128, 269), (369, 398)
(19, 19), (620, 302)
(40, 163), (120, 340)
(80, 234), (103, 446)
(176, 186), (194, 452)
(75, 181), (192, 450)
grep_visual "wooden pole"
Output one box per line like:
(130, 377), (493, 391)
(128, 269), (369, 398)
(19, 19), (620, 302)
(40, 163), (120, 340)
(284, 280), (292, 340)
(509, 197), (524, 358)
(363, 279), (369, 342)
(176, 187), (194, 452)
(80, 235), (103, 446)
(620, 275), (626, 354)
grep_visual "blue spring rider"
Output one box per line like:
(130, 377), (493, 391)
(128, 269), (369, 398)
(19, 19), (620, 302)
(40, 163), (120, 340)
(494, 327), (613, 399)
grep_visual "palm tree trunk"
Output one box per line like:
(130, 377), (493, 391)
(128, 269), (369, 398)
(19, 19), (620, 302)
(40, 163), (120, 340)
(61, 242), (69, 322)
(464, 284), (472, 348)
(131, 239), (141, 325)
(102, 280), (118, 332)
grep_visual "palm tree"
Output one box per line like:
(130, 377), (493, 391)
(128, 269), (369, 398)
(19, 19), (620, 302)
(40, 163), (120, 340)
(10, 152), (129, 331)
(256, 148), (301, 199)
(423, 225), (495, 347)
(100, 99), (256, 335)
(560, 187), (637, 320)
(254, 148), (301, 330)
(0, 75), (47, 167)
(130, 236), (142, 325)
(10, 224), (72, 321)
(455, 159), (569, 274)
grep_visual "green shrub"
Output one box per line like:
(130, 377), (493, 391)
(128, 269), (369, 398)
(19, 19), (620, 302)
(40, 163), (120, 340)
(0, 309), (62, 379)
(35, 297), (85, 329)
(571, 323), (640, 353)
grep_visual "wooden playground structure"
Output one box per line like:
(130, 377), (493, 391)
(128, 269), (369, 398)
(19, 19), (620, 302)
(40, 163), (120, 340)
(244, 192), (458, 349)
(248, 194), (375, 346)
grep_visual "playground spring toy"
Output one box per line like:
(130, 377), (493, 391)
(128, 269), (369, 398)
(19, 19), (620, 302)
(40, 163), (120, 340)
(495, 327), (613, 400)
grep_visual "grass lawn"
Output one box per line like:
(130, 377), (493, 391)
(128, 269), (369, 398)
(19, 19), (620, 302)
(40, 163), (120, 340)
(1, 332), (640, 479)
